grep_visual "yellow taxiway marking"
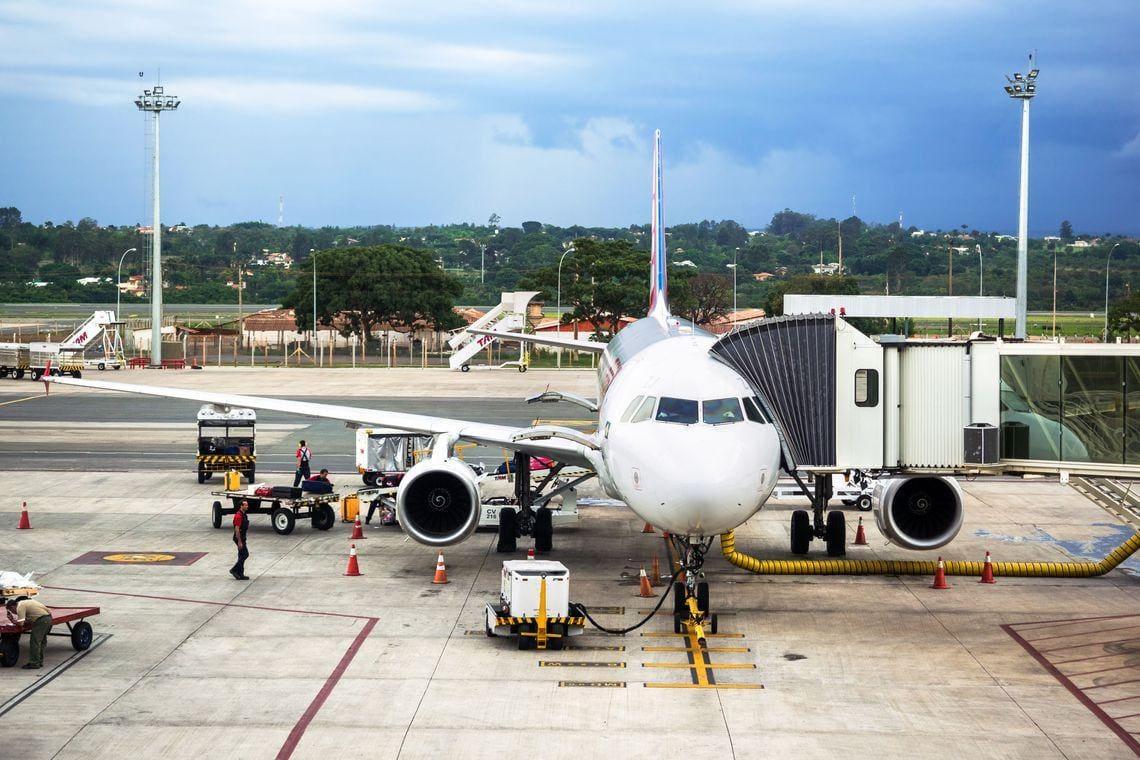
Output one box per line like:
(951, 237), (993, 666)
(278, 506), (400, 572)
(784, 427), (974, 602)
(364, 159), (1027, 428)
(0, 394), (42, 408)
(641, 632), (744, 638)
(643, 662), (757, 670)
(642, 646), (750, 653)
(644, 682), (763, 690)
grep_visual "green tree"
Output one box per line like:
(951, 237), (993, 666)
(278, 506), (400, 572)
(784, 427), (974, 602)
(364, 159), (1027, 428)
(682, 273), (732, 325)
(283, 244), (463, 343)
(1059, 220), (1074, 241)
(1108, 292), (1140, 339)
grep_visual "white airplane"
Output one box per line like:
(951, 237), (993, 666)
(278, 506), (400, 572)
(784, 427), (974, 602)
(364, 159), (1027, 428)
(45, 131), (963, 616)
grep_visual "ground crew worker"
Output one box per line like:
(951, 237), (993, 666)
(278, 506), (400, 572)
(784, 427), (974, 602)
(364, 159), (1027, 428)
(309, 469), (332, 485)
(293, 439), (312, 487)
(230, 499), (250, 581)
(5, 595), (52, 669)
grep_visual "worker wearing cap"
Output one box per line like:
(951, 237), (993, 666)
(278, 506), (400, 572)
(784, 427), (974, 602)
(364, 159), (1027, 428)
(5, 596), (52, 669)
(230, 499), (250, 581)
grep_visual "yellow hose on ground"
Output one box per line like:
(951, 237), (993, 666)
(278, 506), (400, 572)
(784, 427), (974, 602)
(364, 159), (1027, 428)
(719, 530), (1140, 578)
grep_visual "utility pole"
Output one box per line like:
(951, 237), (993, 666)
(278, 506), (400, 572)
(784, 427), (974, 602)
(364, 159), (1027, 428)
(837, 220), (843, 275)
(1004, 57), (1039, 338)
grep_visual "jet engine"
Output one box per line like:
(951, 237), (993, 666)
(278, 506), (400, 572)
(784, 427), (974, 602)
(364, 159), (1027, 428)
(396, 458), (481, 547)
(872, 475), (963, 551)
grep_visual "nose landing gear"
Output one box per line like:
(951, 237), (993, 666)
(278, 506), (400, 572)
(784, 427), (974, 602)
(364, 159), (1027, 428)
(667, 535), (719, 643)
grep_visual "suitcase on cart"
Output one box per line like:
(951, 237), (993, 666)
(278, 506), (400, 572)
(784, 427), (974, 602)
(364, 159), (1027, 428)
(271, 485), (302, 499)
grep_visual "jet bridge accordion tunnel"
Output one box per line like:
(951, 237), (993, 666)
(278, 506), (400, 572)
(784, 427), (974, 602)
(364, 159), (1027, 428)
(709, 313), (1140, 578)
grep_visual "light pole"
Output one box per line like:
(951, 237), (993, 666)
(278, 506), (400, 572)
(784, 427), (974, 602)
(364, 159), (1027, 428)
(726, 254), (738, 317)
(1104, 242), (1122, 342)
(134, 85), (180, 366)
(1004, 59), (1038, 338)
(480, 243), (486, 284)
(556, 246), (576, 369)
(977, 244), (984, 331)
(116, 247), (138, 322)
(311, 248), (320, 366)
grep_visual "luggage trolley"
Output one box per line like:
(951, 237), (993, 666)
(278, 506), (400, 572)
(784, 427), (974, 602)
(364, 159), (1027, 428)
(197, 404), (256, 483)
(0, 606), (102, 667)
(210, 487), (339, 535)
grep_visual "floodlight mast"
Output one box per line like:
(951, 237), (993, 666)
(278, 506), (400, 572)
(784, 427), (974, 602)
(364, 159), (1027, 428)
(1005, 60), (1037, 339)
(134, 85), (180, 366)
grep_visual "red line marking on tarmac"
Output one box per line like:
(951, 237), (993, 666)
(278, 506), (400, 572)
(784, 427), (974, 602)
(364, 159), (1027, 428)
(276, 617), (377, 760)
(1027, 624), (1140, 644)
(1039, 635), (1140, 654)
(43, 586), (374, 620)
(1003, 623), (1140, 757)
(1067, 664), (1140, 679)
(1012, 614), (1140, 632)
(1083, 678), (1140, 692)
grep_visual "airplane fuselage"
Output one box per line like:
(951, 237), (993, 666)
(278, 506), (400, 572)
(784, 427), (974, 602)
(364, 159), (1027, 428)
(586, 316), (781, 537)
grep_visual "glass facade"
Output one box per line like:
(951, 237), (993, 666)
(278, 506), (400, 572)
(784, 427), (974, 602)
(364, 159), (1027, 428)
(1000, 354), (1138, 464)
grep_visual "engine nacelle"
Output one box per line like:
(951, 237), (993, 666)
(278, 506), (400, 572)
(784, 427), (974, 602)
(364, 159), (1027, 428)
(396, 458), (481, 547)
(872, 475), (964, 551)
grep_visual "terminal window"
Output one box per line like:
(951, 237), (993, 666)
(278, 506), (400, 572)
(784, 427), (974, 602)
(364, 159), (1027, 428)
(1000, 355), (1139, 464)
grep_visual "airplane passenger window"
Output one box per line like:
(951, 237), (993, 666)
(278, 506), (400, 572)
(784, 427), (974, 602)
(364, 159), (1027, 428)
(702, 398), (742, 425)
(855, 369), (879, 407)
(621, 396), (645, 422)
(655, 397), (698, 424)
(743, 397), (769, 423)
(630, 396), (657, 423)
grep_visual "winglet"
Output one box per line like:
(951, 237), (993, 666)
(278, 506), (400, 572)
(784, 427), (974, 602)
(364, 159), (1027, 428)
(648, 129), (670, 322)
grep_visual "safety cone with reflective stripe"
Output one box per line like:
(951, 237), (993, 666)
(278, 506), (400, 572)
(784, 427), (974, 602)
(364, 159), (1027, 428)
(854, 516), (868, 546)
(526, 548), (535, 560)
(432, 552), (449, 584)
(17, 502), (31, 530)
(979, 551), (996, 584)
(636, 567), (655, 598)
(344, 544), (362, 576)
(931, 557), (949, 590)
(350, 517), (365, 540)
(641, 521), (655, 534)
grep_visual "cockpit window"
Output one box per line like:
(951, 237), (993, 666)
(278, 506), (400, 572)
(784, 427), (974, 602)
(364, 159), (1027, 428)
(621, 396), (645, 423)
(743, 396), (769, 423)
(655, 397), (698, 424)
(630, 396), (657, 423)
(702, 398), (742, 425)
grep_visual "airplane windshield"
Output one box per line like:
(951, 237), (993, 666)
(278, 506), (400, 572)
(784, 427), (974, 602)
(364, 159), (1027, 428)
(655, 397), (698, 425)
(702, 398), (742, 425)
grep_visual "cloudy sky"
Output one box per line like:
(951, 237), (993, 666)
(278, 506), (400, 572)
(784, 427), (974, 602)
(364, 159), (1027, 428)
(1, 0), (1137, 234)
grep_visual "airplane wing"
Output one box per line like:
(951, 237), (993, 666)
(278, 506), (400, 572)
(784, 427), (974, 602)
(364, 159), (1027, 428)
(468, 328), (606, 354)
(43, 375), (597, 468)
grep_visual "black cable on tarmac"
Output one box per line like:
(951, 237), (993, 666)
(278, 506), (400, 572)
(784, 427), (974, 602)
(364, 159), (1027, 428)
(576, 581), (675, 635)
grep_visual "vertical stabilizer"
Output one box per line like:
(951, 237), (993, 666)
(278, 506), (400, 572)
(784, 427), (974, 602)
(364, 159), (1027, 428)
(648, 129), (670, 321)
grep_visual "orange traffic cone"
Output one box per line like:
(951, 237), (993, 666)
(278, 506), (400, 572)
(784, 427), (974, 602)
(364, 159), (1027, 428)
(344, 544), (362, 576)
(854, 516), (868, 546)
(432, 552), (449, 584)
(636, 567), (655, 598)
(350, 517), (365, 540)
(931, 557), (949, 590)
(526, 548), (535, 560)
(17, 502), (31, 530)
(979, 551), (996, 584)
(650, 555), (661, 587)
(641, 521), (655, 534)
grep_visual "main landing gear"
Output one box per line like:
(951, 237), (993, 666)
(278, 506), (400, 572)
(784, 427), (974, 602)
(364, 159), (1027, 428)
(496, 452), (562, 555)
(667, 535), (719, 644)
(789, 474), (846, 558)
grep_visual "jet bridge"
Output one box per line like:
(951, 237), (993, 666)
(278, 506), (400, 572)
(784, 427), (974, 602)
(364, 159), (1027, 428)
(712, 314), (1140, 479)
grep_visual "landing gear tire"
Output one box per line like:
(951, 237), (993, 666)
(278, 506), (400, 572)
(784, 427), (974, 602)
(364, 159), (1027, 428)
(533, 506), (553, 553)
(856, 494), (872, 512)
(312, 504), (336, 531)
(271, 507), (296, 535)
(790, 509), (811, 555)
(826, 510), (846, 557)
(70, 621), (93, 651)
(496, 507), (517, 553)
(673, 582), (686, 615)
(212, 501), (223, 529)
(709, 613), (719, 635)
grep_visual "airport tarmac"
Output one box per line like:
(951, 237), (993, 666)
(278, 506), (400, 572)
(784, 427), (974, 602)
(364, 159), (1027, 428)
(2, 368), (1140, 758)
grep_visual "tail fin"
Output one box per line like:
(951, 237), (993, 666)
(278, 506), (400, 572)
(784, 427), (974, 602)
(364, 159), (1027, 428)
(648, 129), (670, 321)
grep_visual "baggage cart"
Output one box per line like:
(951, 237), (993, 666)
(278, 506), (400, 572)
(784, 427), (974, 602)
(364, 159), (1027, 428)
(0, 606), (101, 667)
(210, 488), (339, 535)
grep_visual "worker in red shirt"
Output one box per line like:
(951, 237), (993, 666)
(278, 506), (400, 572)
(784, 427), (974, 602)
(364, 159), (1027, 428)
(293, 439), (312, 487)
(230, 499), (250, 580)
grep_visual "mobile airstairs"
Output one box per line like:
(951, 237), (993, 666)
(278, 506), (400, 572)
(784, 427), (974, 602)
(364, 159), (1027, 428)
(449, 292), (539, 371)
